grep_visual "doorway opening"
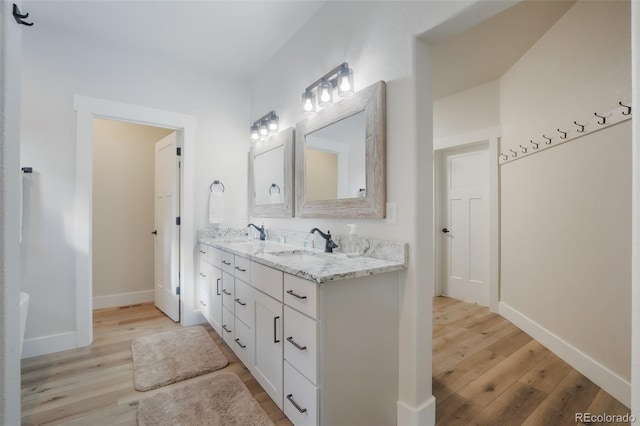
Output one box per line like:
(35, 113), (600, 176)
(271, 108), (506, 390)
(92, 119), (180, 321)
(74, 96), (198, 347)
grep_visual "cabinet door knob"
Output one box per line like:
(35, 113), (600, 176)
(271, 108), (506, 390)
(442, 228), (450, 234)
(151, 230), (157, 235)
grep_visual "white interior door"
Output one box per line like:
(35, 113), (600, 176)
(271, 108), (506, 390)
(441, 144), (490, 306)
(154, 133), (180, 321)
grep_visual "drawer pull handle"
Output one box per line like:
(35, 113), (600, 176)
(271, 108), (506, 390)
(199, 301), (206, 307)
(216, 278), (221, 296)
(222, 260), (231, 265)
(286, 337), (307, 351)
(235, 298), (246, 306)
(274, 316), (280, 343)
(200, 250), (206, 254)
(286, 289), (307, 300)
(222, 325), (231, 333)
(234, 338), (246, 349)
(234, 266), (246, 272)
(286, 394), (307, 414)
(222, 289), (232, 296)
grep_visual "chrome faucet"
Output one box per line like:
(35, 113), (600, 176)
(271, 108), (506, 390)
(248, 223), (266, 241)
(310, 228), (338, 253)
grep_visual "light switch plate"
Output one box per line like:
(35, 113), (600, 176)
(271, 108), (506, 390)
(386, 202), (397, 224)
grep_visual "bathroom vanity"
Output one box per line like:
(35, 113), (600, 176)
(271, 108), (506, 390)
(197, 232), (406, 426)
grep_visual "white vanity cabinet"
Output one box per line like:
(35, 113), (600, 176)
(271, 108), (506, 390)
(251, 261), (284, 409)
(198, 245), (223, 335)
(282, 272), (399, 426)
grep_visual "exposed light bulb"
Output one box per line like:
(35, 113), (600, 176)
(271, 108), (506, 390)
(269, 122), (277, 131)
(320, 87), (331, 103)
(251, 132), (259, 140)
(304, 98), (314, 111)
(339, 76), (351, 92)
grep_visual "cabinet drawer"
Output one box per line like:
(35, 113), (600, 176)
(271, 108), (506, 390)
(198, 244), (208, 261)
(234, 317), (253, 369)
(233, 255), (251, 282)
(251, 262), (283, 302)
(234, 279), (253, 328)
(222, 306), (234, 346)
(284, 361), (318, 426)
(221, 251), (234, 274)
(284, 306), (318, 384)
(222, 272), (235, 309)
(284, 274), (318, 319)
(208, 247), (222, 266)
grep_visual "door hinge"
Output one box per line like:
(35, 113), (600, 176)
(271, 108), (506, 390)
(176, 286), (180, 295)
(177, 147), (182, 156)
(176, 217), (181, 226)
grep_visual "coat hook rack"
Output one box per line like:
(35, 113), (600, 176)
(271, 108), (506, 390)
(574, 121), (586, 133)
(530, 140), (539, 149)
(500, 153), (508, 161)
(594, 112), (607, 125)
(21, 167), (33, 174)
(542, 135), (552, 145)
(619, 102), (631, 116)
(13, 4), (33, 26)
(209, 180), (225, 193)
(557, 128), (567, 139)
(519, 145), (527, 154)
(509, 149), (517, 158)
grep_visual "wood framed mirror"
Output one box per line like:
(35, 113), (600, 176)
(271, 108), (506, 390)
(295, 81), (386, 218)
(248, 127), (294, 217)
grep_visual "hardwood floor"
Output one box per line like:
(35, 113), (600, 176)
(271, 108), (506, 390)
(433, 296), (631, 426)
(21, 303), (292, 425)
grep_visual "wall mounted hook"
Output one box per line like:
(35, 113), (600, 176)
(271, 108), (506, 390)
(619, 101), (631, 116)
(530, 140), (539, 149)
(594, 112), (607, 125)
(500, 153), (508, 161)
(13, 4), (33, 26)
(574, 121), (586, 133)
(519, 144), (527, 154)
(509, 149), (517, 158)
(557, 128), (567, 140)
(542, 135), (552, 145)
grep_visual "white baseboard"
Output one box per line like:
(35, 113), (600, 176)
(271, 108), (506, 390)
(499, 302), (631, 407)
(93, 290), (154, 309)
(397, 396), (436, 426)
(22, 331), (77, 359)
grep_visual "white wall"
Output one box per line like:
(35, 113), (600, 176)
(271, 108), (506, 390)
(92, 119), (173, 309)
(20, 23), (249, 353)
(248, 1), (477, 423)
(0, 0), (23, 423)
(499, 0), (632, 405)
(633, 0), (640, 417)
(433, 79), (500, 143)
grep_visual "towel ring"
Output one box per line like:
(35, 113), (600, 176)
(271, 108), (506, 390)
(269, 183), (281, 195)
(209, 180), (225, 193)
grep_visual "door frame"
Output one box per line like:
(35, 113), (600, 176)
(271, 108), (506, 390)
(74, 96), (197, 347)
(434, 127), (500, 312)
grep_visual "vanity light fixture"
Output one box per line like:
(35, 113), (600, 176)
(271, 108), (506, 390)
(301, 62), (354, 112)
(250, 110), (279, 140)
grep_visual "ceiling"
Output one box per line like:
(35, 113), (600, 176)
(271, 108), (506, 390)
(24, 0), (326, 78)
(427, 0), (576, 100)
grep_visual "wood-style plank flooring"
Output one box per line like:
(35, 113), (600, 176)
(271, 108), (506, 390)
(433, 296), (631, 425)
(21, 303), (292, 425)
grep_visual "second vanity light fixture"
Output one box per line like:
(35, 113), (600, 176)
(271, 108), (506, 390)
(250, 110), (279, 141)
(302, 62), (354, 113)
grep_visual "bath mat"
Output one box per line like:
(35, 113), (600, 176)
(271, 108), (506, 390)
(131, 325), (228, 391)
(137, 372), (274, 426)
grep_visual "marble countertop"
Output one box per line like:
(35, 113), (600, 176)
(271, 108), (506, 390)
(199, 236), (407, 284)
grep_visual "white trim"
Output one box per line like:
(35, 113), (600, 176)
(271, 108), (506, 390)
(433, 127), (501, 312)
(499, 301), (631, 407)
(74, 96), (197, 348)
(92, 290), (154, 310)
(22, 332), (77, 359)
(631, 0), (639, 416)
(397, 396), (436, 426)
